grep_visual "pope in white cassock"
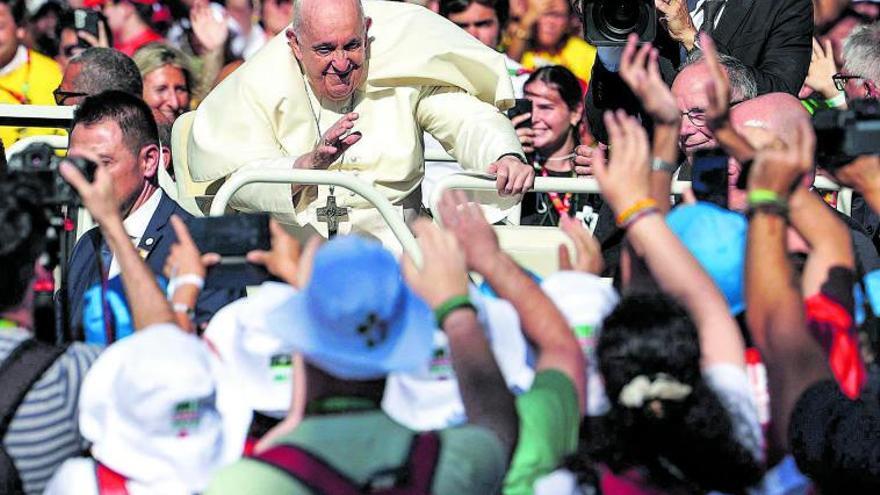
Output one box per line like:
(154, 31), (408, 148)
(187, 0), (533, 248)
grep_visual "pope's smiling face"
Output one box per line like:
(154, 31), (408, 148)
(288, 0), (371, 102)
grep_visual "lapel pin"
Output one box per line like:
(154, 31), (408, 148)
(145, 237), (155, 246)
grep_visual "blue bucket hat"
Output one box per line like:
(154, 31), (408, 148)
(667, 202), (747, 314)
(266, 235), (435, 381)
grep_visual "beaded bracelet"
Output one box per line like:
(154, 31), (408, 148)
(434, 295), (477, 328)
(616, 199), (659, 227)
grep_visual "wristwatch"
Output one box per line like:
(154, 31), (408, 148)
(652, 157), (679, 174)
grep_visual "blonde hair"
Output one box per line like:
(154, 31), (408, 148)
(132, 42), (196, 91)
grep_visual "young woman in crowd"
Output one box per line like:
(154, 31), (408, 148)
(518, 65), (594, 226)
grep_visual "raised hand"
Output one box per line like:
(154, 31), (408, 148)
(803, 38), (840, 100)
(59, 154), (119, 226)
(246, 220), (300, 285)
(573, 142), (607, 176)
(438, 189), (501, 274)
(701, 33), (733, 131)
(296, 113), (362, 170)
(619, 33), (679, 125)
(164, 215), (219, 281)
(591, 110), (652, 214)
(655, 0), (698, 50)
(512, 112), (535, 155)
(747, 120), (816, 197)
(190, 0), (230, 53)
(558, 214), (604, 275)
(401, 219), (469, 308)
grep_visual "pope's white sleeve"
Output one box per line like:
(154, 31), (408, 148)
(223, 157), (301, 225)
(416, 86), (524, 173)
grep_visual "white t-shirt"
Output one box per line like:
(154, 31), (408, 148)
(704, 363), (765, 462)
(44, 458), (192, 495)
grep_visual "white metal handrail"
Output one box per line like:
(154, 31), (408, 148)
(6, 134), (69, 158)
(209, 169), (422, 265)
(431, 174), (851, 223)
(0, 104), (75, 128)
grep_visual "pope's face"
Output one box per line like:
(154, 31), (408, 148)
(288, 6), (370, 103)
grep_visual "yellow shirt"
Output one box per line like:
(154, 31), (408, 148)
(521, 36), (597, 85)
(0, 47), (65, 150)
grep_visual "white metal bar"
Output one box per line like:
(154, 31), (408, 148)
(429, 175), (691, 224)
(0, 104), (75, 128)
(209, 169), (422, 265)
(6, 134), (69, 158)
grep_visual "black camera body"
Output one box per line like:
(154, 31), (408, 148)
(814, 99), (880, 170)
(582, 0), (657, 46)
(5, 143), (97, 206)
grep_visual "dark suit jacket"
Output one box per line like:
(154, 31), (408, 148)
(586, 0), (814, 142)
(64, 190), (244, 335)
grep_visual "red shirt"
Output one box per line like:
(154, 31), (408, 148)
(114, 28), (164, 57)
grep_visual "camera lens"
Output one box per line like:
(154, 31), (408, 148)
(593, 0), (648, 42)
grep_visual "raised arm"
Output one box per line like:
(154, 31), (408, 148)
(402, 219), (518, 456)
(438, 190), (587, 413)
(615, 34), (682, 213)
(60, 161), (174, 330)
(743, 126), (832, 452)
(593, 110), (745, 368)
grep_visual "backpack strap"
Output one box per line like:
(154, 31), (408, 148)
(95, 462), (130, 495)
(251, 443), (362, 495)
(0, 338), (67, 494)
(374, 432), (441, 495)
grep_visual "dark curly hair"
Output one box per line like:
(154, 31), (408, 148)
(584, 292), (763, 493)
(0, 176), (49, 312)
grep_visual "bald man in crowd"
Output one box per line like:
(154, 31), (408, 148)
(188, 0), (531, 249)
(728, 93), (880, 273)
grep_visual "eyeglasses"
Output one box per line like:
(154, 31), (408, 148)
(833, 73), (864, 92)
(53, 89), (90, 106)
(681, 100), (744, 127)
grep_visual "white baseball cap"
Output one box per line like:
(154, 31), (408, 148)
(78, 323), (228, 492)
(541, 271), (620, 417)
(203, 281), (299, 457)
(382, 287), (535, 431)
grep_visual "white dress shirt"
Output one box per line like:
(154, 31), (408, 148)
(108, 189), (163, 278)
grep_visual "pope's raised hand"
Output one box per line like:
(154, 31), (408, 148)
(295, 112), (362, 170)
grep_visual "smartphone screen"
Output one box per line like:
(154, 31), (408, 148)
(692, 149), (730, 209)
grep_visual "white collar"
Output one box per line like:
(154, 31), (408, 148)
(123, 189), (164, 243)
(0, 46), (28, 76)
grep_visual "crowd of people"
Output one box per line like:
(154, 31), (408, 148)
(1, 0), (880, 493)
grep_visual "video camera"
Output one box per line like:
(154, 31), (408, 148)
(4, 143), (97, 207)
(582, 0), (656, 46)
(814, 99), (880, 171)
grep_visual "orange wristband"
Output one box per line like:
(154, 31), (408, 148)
(616, 198), (658, 227)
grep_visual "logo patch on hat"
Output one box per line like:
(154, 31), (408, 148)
(172, 396), (213, 437)
(270, 354), (293, 383)
(356, 313), (389, 348)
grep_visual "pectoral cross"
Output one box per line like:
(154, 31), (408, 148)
(317, 191), (349, 237)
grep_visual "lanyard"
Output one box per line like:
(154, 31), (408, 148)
(540, 166), (575, 217)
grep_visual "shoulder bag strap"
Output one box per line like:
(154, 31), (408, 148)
(95, 462), (130, 495)
(251, 443), (361, 495)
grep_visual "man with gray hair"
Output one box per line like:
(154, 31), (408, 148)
(53, 47), (143, 107)
(672, 51), (757, 156)
(188, 0), (531, 250)
(841, 21), (880, 100)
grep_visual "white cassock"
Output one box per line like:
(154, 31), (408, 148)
(187, 1), (524, 249)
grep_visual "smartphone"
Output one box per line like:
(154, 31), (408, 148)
(507, 98), (533, 129)
(73, 9), (101, 49)
(692, 148), (730, 209)
(186, 214), (271, 287)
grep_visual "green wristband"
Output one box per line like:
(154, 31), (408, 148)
(747, 189), (783, 206)
(434, 295), (476, 327)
